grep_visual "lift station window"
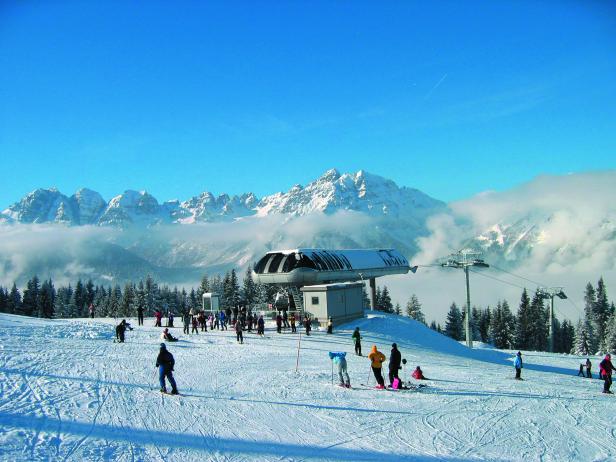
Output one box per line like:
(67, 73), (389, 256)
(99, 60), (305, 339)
(311, 296), (319, 305)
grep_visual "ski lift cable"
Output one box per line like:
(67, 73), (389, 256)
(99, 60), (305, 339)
(489, 264), (549, 288)
(467, 268), (526, 290)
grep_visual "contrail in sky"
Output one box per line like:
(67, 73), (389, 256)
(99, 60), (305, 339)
(424, 73), (448, 100)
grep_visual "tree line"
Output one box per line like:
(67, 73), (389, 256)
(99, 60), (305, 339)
(0, 268), (278, 319)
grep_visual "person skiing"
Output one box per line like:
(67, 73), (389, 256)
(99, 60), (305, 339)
(115, 319), (132, 343)
(599, 354), (616, 394)
(257, 315), (265, 336)
(154, 310), (163, 327)
(577, 364), (585, 377)
(161, 328), (178, 342)
(191, 316), (199, 334)
(235, 316), (244, 344)
(220, 310), (227, 330)
(183, 311), (190, 335)
(282, 308), (289, 329)
(586, 358), (592, 379)
(327, 317), (333, 334)
(368, 345), (386, 389)
(156, 343), (178, 394)
(290, 312), (297, 333)
(330, 352), (351, 388)
(304, 316), (311, 336)
(412, 366), (427, 380)
(167, 312), (174, 328)
(247, 312), (254, 332)
(514, 351), (523, 380)
(89, 304), (95, 319)
(352, 327), (362, 356)
(137, 305), (144, 326)
(388, 343), (402, 387)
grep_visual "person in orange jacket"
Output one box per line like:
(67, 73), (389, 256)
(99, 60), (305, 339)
(368, 345), (386, 389)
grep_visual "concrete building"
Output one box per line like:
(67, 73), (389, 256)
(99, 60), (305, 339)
(301, 282), (364, 327)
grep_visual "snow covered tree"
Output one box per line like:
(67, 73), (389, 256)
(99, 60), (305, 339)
(73, 279), (87, 317)
(429, 320), (438, 331)
(109, 285), (122, 318)
(223, 269), (241, 307)
(394, 302), (401, 315)
(528, 290), (548, 351)
(144, 275), (159, 315)
(405, 294), (426, 324)
(361, 286), (370, 309)
(573, 319), (593, 355)
(583, 282), (598, 353)
(0, 287), (7, 313)
(445, 302), (463, 341)
(594, 277), (610, 352)
(478, 307), (492, 343)
(85, 279), (95, 308)
(605, 311), (616, 354)
(555, 319), (575, 354)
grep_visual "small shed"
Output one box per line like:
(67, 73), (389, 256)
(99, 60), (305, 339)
(301, 282), (364, 326)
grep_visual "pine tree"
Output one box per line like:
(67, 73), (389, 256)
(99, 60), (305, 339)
(429, 320), (438, 331)
(514, 289), (532, 350)
(375, 287), (382, 310)
(0, 287), (7, 313)
(573, 319), (593, 355)
(558, 319), (575, 354)
(445, 302), (463, 341)
(74, 279), (86, 317)
(528, 290), (548, 351)
(85, 279), (95, 308)
(21, 276), (41, 317)
(7, 283), (21, 314)
(242, 267), (257, 308)
(405, 294), (426, 324)
(583, 282), (598, 353)
(394, 302), (401, 315)
(145, 275), (159, 315)
(379, 286), (393, 313)
(478, 307), (492, 343)
(120, 283), (134, 318)
(361, 286), (370, 309)
(109, 285), (122, 318)
(605, 312), (616, 354)
(39, 279), (55, 318)
(594, 277), (610, 352)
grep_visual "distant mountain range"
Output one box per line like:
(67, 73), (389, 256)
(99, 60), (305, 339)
(0, 169), (444, 226)
(2, 169), (614, 287)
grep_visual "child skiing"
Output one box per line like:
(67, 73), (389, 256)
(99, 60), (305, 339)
(327, 317), (333, 334)
(514, 351), (523, 380)
(586, 358), (592, 379)
(183, 312), (190, 335)
(154, 310), (163, 327)
(290, 313), (296, 333)
(191, 316), (199, 334)
(257, 315), (265, 336)
(368, 345), (386, 389)
(329, 352), (351, 388)
(156, 343), (178, 395)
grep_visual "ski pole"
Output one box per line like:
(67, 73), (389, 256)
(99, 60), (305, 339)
(331, 359), (334, 385)
(366, 364), (372, 386)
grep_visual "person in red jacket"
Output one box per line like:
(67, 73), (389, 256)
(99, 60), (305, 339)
(599, 354), (616, 394)
(154, 310), (163, 328)
(412, 366), (427, 380)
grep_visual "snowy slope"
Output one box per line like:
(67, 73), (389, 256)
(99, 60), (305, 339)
(1, 312), (614, 461)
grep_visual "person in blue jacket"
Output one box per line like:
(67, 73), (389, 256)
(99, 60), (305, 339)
(514, 351), (523, 380)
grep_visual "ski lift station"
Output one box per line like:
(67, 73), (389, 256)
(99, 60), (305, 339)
(253, 248), (415, 325)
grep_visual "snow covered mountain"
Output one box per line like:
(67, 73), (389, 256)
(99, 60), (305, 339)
(0, 169), (445, 227)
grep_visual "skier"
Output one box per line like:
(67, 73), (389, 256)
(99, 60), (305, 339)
(137, 305), (144, 326)
(191, 316), (199, 334)
(257, 315), (265, 336)
(220, 310), (227, 330)
(282, 308), (289, 329)
(198, 311), (206, 332)
(368, 345), (386, 389)
(304, 315), (311, 336)
(154, 310), (163, 327)
(167, 312), (174, 328)
(586, 358), (592, 379)
(247, 312), (254, 332)
(89, 304), (95, 319)
(388, 343), (402, 387)
(235, 317), (244, 344)
(412, 366), (427, 380)
(330, 352), (351, 388)
(276, 313), (282, 334)
(156, 343), (178, 394)
(514, 351), (523, 380)
(290, 313), (297, 333)
(577, 364), (585, 377)
(183, 311), (190, 335)
(214, 311), (220, 330)
(352, 327), (362, 356)
(161, 328), (178, 342)
(208, 313), (214, 330)
(327, 317), (333, 334)
(115, 319), (132, 343)
(599, 354), (615, 394)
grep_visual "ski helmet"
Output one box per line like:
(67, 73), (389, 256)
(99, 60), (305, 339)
(160, 343), (166, 349)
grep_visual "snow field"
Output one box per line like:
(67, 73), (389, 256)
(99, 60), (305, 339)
(0, 312), (615, 461)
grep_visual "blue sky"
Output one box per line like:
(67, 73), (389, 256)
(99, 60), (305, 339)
(1, 0), (615, 207)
